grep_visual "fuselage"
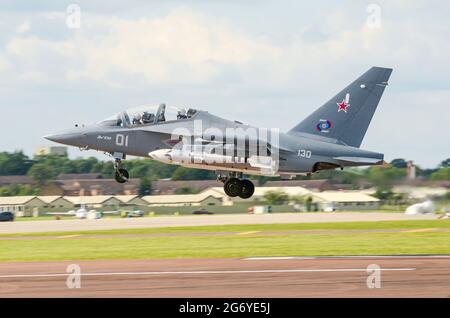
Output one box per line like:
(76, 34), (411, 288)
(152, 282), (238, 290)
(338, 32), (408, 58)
(45, 110), (384, 177)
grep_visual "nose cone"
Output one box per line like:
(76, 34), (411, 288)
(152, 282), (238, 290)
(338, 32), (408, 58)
(44, 129), (87, 147)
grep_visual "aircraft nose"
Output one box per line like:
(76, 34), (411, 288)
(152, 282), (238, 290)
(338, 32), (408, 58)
(44, 130), (87, 146)
(44, 133), (66, 143)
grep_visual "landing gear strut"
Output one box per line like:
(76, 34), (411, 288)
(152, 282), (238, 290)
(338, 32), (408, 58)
(114, 158), (129, 183)
(219, 172), (255, 199)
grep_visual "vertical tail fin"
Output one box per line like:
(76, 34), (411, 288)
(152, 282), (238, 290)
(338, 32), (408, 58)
(288, 67), (393, 148)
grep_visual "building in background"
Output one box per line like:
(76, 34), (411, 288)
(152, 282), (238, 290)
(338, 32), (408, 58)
(64, 196), (122, 209)
(310, 191), (380, 211)
(38, 196), (74, 210)
(35, 146), (68, 156)
(149, 179), (342, 195)
(150, 180), (223, 195)
(406, 160), (416, 180)
(0, 196), (46, 217)
(115, 195), (148, 206)
(0, 176), (36, 187)
(142, 192), (225, 207)
(393, 181), (449, 200)
(263, 179), (341, 191)
(41, 175), (140, 196)
(57, 173), (102, 180)
(207, 186), (314, 203)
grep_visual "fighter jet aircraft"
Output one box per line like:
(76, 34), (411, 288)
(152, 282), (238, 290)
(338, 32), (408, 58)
(45, 66), (392, 199)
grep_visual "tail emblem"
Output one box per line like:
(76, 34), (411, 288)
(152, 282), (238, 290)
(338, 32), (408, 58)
(316, 119), (332, 133)
(337, 93), (351, 113)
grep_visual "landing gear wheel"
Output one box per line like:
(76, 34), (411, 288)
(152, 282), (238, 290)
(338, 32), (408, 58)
(239, 179), (255, 199)
(224, 178), (242, 197)
(114, 168), (129, 183)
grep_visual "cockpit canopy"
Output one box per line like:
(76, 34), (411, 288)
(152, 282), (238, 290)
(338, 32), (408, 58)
(98, 104), (197, 127)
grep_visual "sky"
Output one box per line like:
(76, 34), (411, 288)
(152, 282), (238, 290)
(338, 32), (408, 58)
(0, 0), (449, 168)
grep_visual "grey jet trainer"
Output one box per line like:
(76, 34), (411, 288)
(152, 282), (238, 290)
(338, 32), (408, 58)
(45, 66), (393, 199)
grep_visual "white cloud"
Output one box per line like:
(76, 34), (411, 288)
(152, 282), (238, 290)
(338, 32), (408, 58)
(2, 5), (450, 90)
(0, 2), (448, 167)
(364, 89), (450, 167)
(69, 9), (280, 84)
(0, 54), (11, 72)
(16, 21), (30, 33)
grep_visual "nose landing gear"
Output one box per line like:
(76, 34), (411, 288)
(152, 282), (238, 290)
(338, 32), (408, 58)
(219, 172), (255, 199)
(114, 158), (129, 183)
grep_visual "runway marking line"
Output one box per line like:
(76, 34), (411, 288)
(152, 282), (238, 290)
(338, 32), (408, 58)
(236, 231), (260, 235)
(56, 234), (81, 239)
(0, 268), (416, 279)
(402, 228), (436, 233)
(243, 255), (450, 260)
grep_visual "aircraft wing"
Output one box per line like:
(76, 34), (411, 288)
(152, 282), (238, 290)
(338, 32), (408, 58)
(138, 112), (295, 154)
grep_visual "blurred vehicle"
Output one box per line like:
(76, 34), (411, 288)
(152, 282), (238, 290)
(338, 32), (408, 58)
(0, 211), (14, 222)
(405, 200), (435, 215)
(120, 210), (144, 218)
(293, 203), (306, 212)
(87, 210), (103, 220)
(248, 206), (272, 214)
(47, 208), (118, 219)
(192, 209), (213, 215)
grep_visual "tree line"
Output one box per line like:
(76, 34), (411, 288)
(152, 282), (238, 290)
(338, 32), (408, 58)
(0, 151), (449, 196)
(0, 151), (216, 196)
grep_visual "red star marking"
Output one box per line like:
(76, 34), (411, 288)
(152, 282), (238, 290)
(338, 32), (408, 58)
(337, 100), (350, 113)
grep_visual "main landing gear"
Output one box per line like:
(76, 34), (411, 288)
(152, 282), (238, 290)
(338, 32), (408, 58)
(219, 172), (255, 199)
(114, 158), (129, 184)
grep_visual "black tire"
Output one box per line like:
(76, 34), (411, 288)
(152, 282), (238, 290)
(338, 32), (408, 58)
(224, 178), (242, 197)
(114, 168), (129, 183)
(239, 179), (255, 199)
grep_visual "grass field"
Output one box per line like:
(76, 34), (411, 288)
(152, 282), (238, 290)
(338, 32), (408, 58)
(0, 220), (449, 262)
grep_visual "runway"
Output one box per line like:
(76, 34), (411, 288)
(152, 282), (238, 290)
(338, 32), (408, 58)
(0, 212), (438, 234)
(0, 256), (449, 297)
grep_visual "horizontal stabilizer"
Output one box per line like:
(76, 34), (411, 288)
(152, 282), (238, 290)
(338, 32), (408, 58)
(333, 156), (383, 165)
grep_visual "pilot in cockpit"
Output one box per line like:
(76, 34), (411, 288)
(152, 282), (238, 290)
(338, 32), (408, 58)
(186, 108), (196, 118)
(156, 104), (166, 122)
(141, 111), (155, 124)
(132, 113), (142, 125)
(177, 108), (187, 119)
(158, 111), (166, 122)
